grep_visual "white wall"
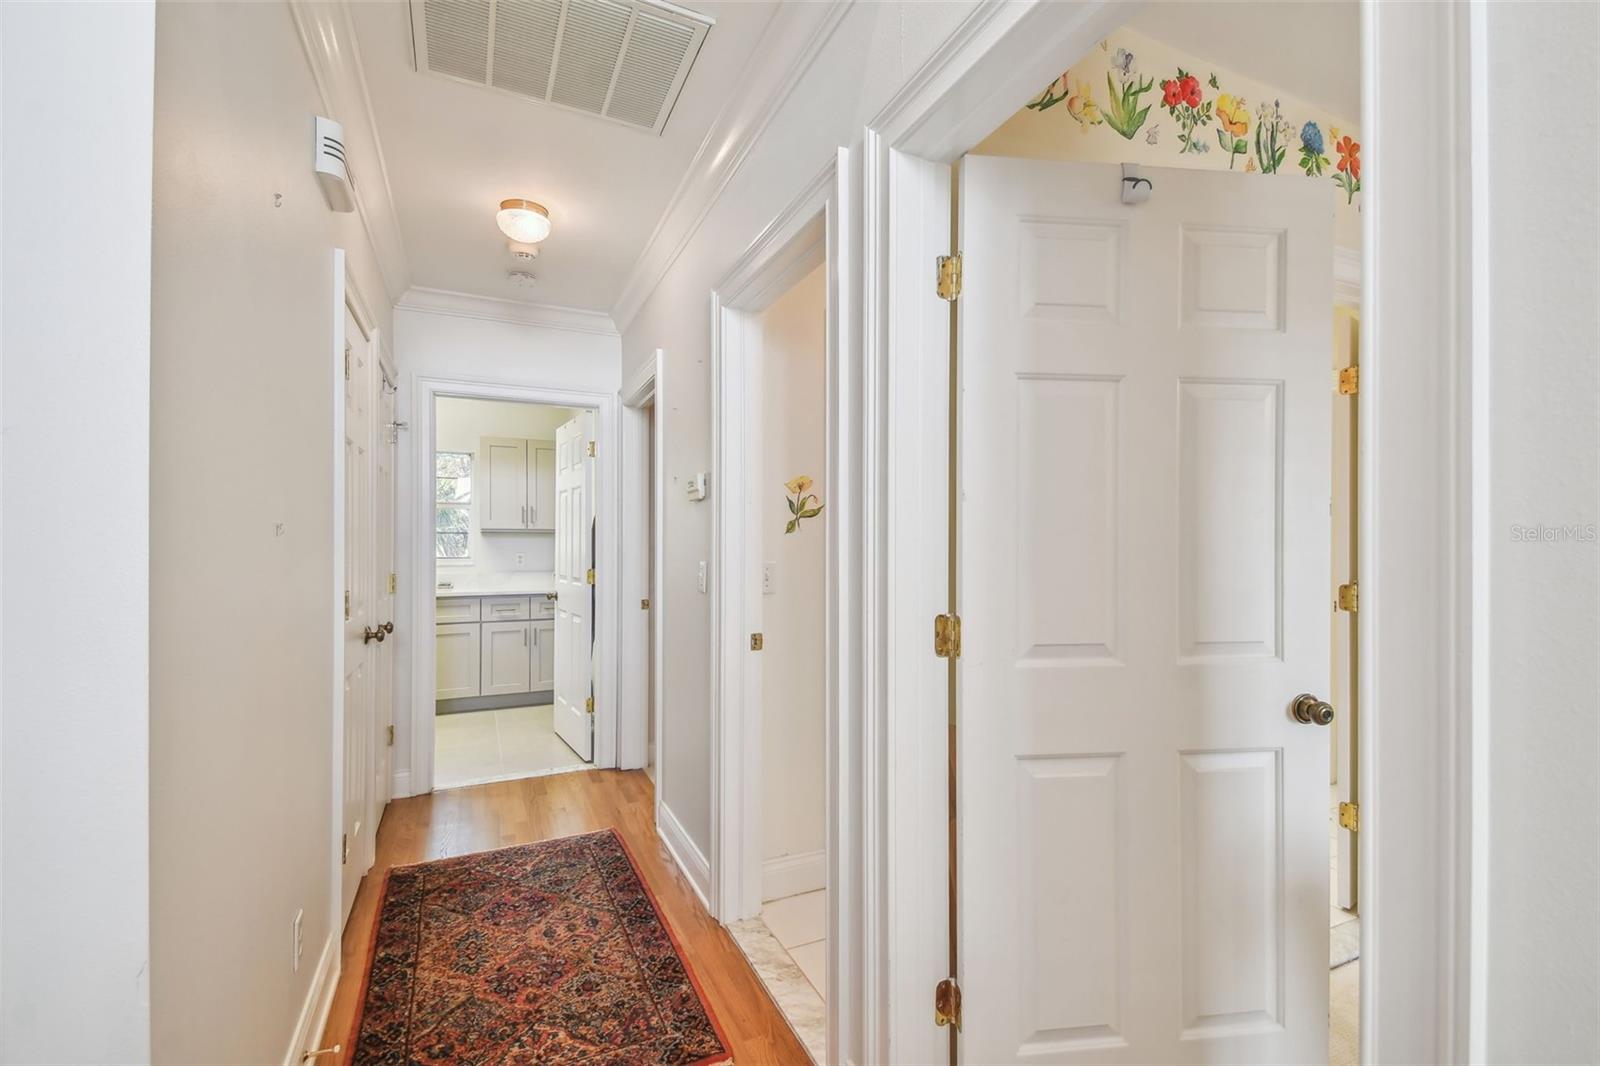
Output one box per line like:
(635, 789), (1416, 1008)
(758, 265), (827, 889)
(391, 305), (620, 794)
(621, 0), (977, 887)
(0, 3), (155, 1060)
(434, 398), (579, 576)
(148, 2), (394, 1061)
(1483, 3), (1600, 1061)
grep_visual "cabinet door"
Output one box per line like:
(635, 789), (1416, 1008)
(481, 620), (533, 696)
(479, 437), (529, 530)
(529, 443), (556, 531)
(532, 619), (556, 691)
(435, 623), (481, 700)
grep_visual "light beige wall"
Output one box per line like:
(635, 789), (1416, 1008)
(974, 26), (1363, 249)
(150, 2), (393, 1061)
(758, 264), (827, 876)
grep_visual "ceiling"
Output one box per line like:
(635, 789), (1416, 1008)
(1127, 1), (1360, 122)
(349, 0), (779, 312)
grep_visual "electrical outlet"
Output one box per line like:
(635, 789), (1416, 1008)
(292, 909), (304, 973)
(515, 552), (525, 566)
(697, 561), (707, 594)
(762, 562), (776, 595)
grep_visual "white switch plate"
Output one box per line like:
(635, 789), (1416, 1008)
(762, 561), (776, 595)
(697, 561), (707, 593)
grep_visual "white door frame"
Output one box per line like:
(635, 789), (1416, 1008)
(407, 376), (625, 792)
(620, 352), (663, 784)
(709, 157), (846, 1048)
(857, 1), (1485, 1063)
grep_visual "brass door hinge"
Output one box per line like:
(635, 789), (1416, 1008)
(1339, 801), (1360, 832)
(386, 724), (395, 747)
(1337, 366), (1359, 395)
(641, 598), (651, 610)
(750, 632), (764, 651)
(1336, 582), (1359, 612)
(934, 976), (962, 1029)
(341, 832), (349, 864)
(934, 613), (961, 658)
(585, 696), (595, 714)
(936, 253), (962, 301)
(587, 440), (596, 458)
(344, 591), (351, 621)
(343, 344), (352, 381)
(388, 572), (397, 595)
(586, 568), (596, 585)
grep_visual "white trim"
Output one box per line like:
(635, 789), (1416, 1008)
(608, 1), (852, 332)
(397, 286), (619, 337)
(1335, 245), (1362, 306)
(288, 0), (410, 304)
(762, 850), (827, 903)
(391, 768), (411, 800)
(709, 154), (847, 1063)
(657, 801), (712, 911)
(328, 249), (349, 986)
(619, 351), (660, 771)
(280, 932), (339, 1066)
(407, 376), (625, 792)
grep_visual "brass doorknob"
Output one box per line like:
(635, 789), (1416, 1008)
(381, 621), (395, 634)
(1291, 693), (1334, 725)
(363, 626), (386, 644)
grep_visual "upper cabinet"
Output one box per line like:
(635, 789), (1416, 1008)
(479, 437), (556, 532)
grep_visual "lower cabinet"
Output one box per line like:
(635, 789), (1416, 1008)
(436, 622), (482, 699)
(533, 619), (555, 692)
(481, 620), (533, 696)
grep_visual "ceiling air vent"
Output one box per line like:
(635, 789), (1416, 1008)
(409, 0), (713, 135)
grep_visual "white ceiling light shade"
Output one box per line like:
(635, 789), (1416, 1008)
(496, 199), (552, 244)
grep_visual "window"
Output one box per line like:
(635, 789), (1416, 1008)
(436, 451), (472, 560)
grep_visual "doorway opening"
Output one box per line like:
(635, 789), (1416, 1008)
(431, 396), (599, 790)
(933, 13), (1366, 1061)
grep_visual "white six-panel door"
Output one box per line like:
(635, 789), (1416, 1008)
(957, 157), (1332, 1064)
(340, 304), (375, 924)
(553, 414), (595, 761)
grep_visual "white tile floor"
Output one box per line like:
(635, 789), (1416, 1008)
(759, 889), (828, 1000)
(434, 704), (590, 790)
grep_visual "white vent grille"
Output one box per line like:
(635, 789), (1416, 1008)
(410, 0), (713, 135)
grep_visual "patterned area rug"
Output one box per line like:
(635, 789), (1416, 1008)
(351, 829), (732, 1065)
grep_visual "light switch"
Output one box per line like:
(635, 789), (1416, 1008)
(762, 561), (776, 595)
(697, 561), (707, 594)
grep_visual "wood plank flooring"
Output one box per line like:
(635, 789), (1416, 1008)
(320, 769), (811, 1065)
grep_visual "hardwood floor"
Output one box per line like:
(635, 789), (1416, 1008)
(319, 769), (811, 1065)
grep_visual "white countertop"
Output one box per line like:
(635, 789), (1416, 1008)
(434, 572), (556, 598)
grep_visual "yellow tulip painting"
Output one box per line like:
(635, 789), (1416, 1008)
(784, 476), (823, 535)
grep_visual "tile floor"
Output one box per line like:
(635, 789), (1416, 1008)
(434, 704), (590, 790)
(760, 889), (827, 1000)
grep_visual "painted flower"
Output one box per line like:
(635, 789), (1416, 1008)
(784, 475), (813, 496)
(1335, 135), (1361, 179)
(1333, 135), (1362, 203)
(1065, 79), (1104, 131)
(1216, 94), (1249, 136)
(1162, 78), (1183, 107)
(1253, 99), (1293, 173)
(784, 475), (823, 534)
(1026, 70), (1072, 112)
(1110, 47), (1134, 75)
(1160, 69), (1212, 154)
(1298, 120), (1330, 176)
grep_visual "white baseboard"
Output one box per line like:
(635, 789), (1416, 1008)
(657, 802), (711, 910)
(762, 849), (826, 902)
(392, 768), (411, 799)
(281, 931), (339, 1066)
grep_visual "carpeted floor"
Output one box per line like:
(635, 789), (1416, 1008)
(349, 828), (731, 1065)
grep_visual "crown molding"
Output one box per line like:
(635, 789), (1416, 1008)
(1335, 244), (1362, 306)
(397, 286), (619, 336)
(607, 0), (853, 334)
(289, 0), (411, 304)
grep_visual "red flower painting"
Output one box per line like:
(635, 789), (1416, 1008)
(1334, 135), (1362, 203)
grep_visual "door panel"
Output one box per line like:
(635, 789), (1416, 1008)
(957, 157), (1331, 1064)
(480, 437), (529, 530)
(533, 619), (556, 691)
(481, 620), (532, 696)
(530, 443), (556, 531)
(553, 414), (594, 760)
(341, 304), (374, 924)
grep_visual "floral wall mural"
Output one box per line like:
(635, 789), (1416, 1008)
(988, 28), (1362, 246)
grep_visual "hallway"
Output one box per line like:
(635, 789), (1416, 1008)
(321, 770), (808, 1065)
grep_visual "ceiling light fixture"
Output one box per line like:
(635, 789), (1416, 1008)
(496, 199), (551, 244)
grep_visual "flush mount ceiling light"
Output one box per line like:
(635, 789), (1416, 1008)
(496, 199), (551, 244)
